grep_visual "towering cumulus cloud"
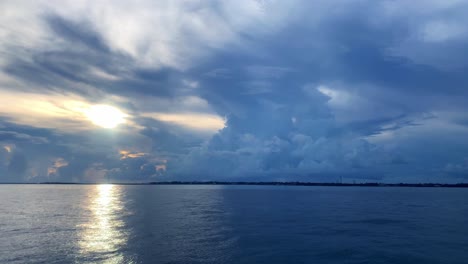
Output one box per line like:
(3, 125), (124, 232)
(1, 0), (468, 183)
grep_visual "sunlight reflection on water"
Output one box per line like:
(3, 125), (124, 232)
(77, 185), (130, 263)
(1, 186), (468, 263)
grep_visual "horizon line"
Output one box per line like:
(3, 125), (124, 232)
(1, 181), (467, 188)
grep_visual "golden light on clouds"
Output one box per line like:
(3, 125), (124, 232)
(0, 91), (130, 131)
(47, 158), (69, 176)
(143, 112), (225, 132)
(3, 146), (11, 153)
(119, 150), (146, 160)
(155, 164), (166, 172)
(0, 90), (223, 133)
(0, 91), (85, 129)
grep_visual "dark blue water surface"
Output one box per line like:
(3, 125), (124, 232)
(0, 185), (467, 263)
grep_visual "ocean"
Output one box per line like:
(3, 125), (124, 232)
(0, 185), (467, 263)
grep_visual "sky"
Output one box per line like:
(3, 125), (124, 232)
(1, 0), (468, 183)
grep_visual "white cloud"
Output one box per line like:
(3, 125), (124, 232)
(314, 83), (403, 123)
(422, 21), (465, 43)
(0, 0), (297, 69)
(379, 0), (468, 69)
(317, 85), (351, 108)
(142, 112), (225, 133)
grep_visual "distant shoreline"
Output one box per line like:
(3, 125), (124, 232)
(1, 182), (468, 188)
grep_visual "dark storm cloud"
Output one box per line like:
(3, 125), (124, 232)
(45, 15), (110, 53)
(3, 13), (189, 100)
(0, 131), (48, 144)
(0, 120), (187, 182)
(171, 1), (468, 181)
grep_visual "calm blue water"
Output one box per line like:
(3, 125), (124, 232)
(0, 185), (467, 264)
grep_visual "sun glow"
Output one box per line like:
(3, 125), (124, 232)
(84, 105), (127, 128)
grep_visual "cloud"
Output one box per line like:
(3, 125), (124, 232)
(142, 112), (225, 133)
(380, 0), (468, 69)
(0, 90), (132, 132)
(46, 158), (69, 178)
(1, 0), (468, 183)
(0, 0), (296, 69)
(0, 131), (48, 144)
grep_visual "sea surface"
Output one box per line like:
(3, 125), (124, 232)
(0, 185), (467, 264)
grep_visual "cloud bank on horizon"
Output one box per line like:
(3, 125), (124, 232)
(1, 0), (468, 183)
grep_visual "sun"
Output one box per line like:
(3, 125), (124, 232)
(84, 105), (127, 128)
